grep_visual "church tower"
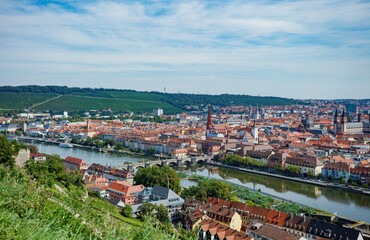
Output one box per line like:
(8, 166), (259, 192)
(251, 120), (258, 143)
(334, 109), (339, 133)
(358, 109), (362, 123)
(207, 104), (212, 130)
(340, 109), (347, 133)
(206, 104), (213, 138)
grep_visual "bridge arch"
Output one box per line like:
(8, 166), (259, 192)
(196, 159), (206, 164)
(184, 160), (192, 165)
(168, 161), (178, 167)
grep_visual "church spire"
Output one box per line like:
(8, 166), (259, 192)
(207, 104), (212, 130)
(358, 109), (362, 122)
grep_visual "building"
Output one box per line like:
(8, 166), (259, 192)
(285, 156), (324, 177)
(334, 108), (370, 134)
(106, 180), (144, 205)
(350, 166), (369, 184)
(199, 219), (252, 240)
(131, 185), (184, 220)
(32, 153), (47, 162)
(153, 108), (163, 116)
(251, 120), (258, 143)
(63, 156), (89, 171)
(87, 163), (134, 184)
(182, 197), (364, 240)
(322, 162), (351, 180)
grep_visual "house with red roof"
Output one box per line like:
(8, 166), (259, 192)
(322, 162), (351, 180)
(63, 156), (89, 172)
(107, 180), (144, 205)
(32, 152), (46, 162)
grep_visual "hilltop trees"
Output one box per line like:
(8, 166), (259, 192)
(134, 166), (181, 193)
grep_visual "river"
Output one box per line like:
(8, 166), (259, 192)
(22, 141), (370, 223)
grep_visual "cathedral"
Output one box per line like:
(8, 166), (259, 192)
(333, 109), (369, 134)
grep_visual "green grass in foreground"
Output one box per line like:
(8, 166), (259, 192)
(0, 166), (194, 240)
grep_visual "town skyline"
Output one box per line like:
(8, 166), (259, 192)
(0, 0), (369, 99)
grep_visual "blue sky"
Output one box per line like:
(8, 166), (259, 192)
(0, 0), (369, 99)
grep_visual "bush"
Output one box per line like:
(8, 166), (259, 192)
(121, 204), (133, 218)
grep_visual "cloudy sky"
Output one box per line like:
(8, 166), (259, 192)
(0, 0), (369, 99)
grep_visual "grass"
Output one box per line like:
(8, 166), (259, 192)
(72, 91), (165, 101)
(33, 94), (182, 113)
(0, 166), (194, 239)
(0, 92), (57, 110)
(0, 86), (298, 113)
(89, 197), (143, 226)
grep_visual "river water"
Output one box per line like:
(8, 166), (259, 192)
(23, 141), (370, 223)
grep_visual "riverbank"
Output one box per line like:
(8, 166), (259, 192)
(207, 161), (370, 196)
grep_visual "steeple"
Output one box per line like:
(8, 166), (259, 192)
(341, 108), (346, 123)
(358, 109), (362, 122)
(207, 104), (212, 130)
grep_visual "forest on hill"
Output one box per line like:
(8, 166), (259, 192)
(0, 85), (299, 113)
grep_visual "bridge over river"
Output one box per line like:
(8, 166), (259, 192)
(115, 156), (210, 172)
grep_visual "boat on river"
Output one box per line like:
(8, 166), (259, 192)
(59, 143), (73, 148)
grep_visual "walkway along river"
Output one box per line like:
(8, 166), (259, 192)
(21, 141), (370, 223)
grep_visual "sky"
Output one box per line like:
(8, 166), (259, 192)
(0, 0), (369, 99)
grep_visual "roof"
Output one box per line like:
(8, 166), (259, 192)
(32, 152), (46, 158)
(306, 219), (362, 239)
(107, 180), (144, 197)
(64, 156), (88, 166)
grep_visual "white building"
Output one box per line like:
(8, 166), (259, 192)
(153, 108), (164, 116)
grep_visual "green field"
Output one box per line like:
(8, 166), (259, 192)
(0, 85), (298, 113)
(72, 91), (165, 101)
(0, 92), (57, 110)
(33, 94), (182, 113)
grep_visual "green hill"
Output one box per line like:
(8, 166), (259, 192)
(0, 85), (299, 113)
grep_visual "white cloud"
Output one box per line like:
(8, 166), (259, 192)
(0, 0), (369, 98)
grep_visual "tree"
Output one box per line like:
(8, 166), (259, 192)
(195, 189), (208, 202)
(156, 204), (170, 223)
(285, 166), (300, 175)
(328, 175), (333, 182)
(121, 205), (133, 218)
(27, 145), (38, 154)
(71, 137), (79, 144)
(356, 179), (363, 186)
(115, 142), (124, 150)
(134, 166), (181, 193)
(137, 202), (156, 221)
(0, 135), (18, 168)
(307, 170), (315, 178)
(198, 179), (234, 200)
(147, 147), (156, 156)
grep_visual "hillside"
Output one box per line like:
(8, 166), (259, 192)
(0, 166), (194, 239)
(0, 134), (199, 239)
(0, 85), (299, 113)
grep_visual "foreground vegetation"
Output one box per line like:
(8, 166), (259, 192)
(0, 136), (197, 239)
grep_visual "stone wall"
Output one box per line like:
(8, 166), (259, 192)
(15, 149), (31, 167)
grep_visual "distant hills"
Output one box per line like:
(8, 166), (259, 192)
(0, 85), (298, 113)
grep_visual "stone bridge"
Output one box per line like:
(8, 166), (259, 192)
(115, 156), (210, 173)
